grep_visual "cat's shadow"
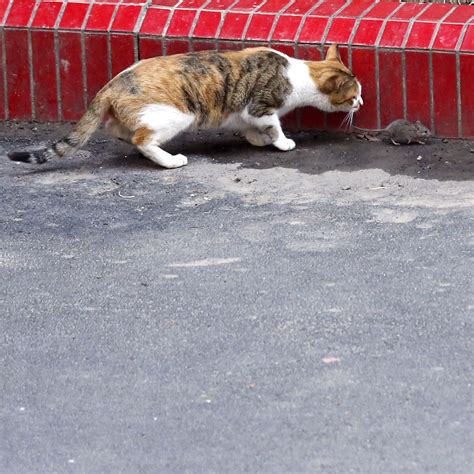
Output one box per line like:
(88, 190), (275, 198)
(143, 130), (473, 183)
(11, 130), (472, 182)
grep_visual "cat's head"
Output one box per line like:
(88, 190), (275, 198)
(308, 44), (363, 113)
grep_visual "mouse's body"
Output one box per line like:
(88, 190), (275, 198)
(354, 119), (431, 145)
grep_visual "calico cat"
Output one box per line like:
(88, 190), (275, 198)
(8, 44), (362, 169)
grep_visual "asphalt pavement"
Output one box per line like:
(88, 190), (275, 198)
(1, 122), (473, 473)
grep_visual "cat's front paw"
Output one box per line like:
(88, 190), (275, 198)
(274, 138), (296, 151)
(161, 154), (188, 169)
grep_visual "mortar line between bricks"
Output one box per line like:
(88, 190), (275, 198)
(135, 4), (149, 61)
(320, 1), (352, 47)
(27, 2), (41, 121)
(82, 2), (95, 109)
(347, 2), (377, 83)
(54, 2), (68, 121)
(215, 0), (240, 51)
(429, 52), (435, 133)
(107, 3), (121, 82)
(400, 4), (433, 122)
(267, 0), (296, 46)
(401, 3), (431, 49)
(454, 18), (473, 138)
(428, 6), (457, 136)
(1, 27), (7, 120)
(188, 0), (212, 52)
(375, 3), (404, 129)
(240, 1), (268, 43)
(161, 6), (178, 55)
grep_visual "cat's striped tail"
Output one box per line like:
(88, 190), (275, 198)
(7, 87), (110, 165)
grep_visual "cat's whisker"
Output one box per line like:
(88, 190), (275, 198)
(340, 112), (351, 129)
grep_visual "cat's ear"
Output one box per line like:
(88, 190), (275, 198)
(325, 44), (341, 62)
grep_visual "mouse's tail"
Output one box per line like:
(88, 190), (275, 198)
(8, 87), (110, 165)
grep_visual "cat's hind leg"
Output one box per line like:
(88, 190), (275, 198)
(132, 105), (194, 168)
(105, 117), (133, 143)
(244, 127), (274, 147)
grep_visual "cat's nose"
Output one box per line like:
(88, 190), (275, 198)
(358, 96), (364, 106)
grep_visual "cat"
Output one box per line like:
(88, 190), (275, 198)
(7, 44), (362, 169)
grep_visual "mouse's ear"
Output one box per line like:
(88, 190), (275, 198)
(325, 44), (341, 63)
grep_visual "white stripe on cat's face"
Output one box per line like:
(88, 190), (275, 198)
(353, 82), (363, 111)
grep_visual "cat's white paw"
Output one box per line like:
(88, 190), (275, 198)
(161, 154), (188, 169)
(245, 129), (272, 147)
(274, 138), (296, 151)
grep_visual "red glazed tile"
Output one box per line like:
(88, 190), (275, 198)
(85, 34), (109, 104)
(325, 18), (356, 44)
(111, 5), (142, 32)
(139, 37), (163, 59)
(461, 24), (474, 52)
(272, 15), (302, 42)
(339, 2), (373, 18)
(327, 112), (349, 130)
(58, 32), (85, 120)
(460, 54), (474, 137)
(378, 20), (410, 48)
(378, 51), (403, 127)
(432, 23), (464, 50)
(309, 1), (348, 18)
(151, 0), (182, 6)
(298, 17), (329, 43)
(204, 0), (238, 11)
(405, 21), (437, 49)
(111, 34), (136, 77)
(300, 108), (325, 130)
(405, 51), (431, 127)
(352, 19), (384, 46)
(335, 43), (348, 65)
(0, 1), (9, 27)
(258, 0), (292, 14)
(243, 40), (266, 48)
(193, 10), (222, 38)
(0, 33), (3, 119)
(220, 12), (249, 39)
(444, 6), (473, 24)
(350, 48), (377, 128)
(284, 0), (319, 16)
(218, 40), (244, 51)
(179, 0), (209, 8)
(5, 29), (31, 119)
(281, 109), (298, 130)
(5, 0), (35, 27)
(193, 41), (217, 51)
(167, 9), (199, 37)
(364, 2), (400, 20)
(231, 0), (264, 12)
(60, 3), (90, 30)
(31, 30), (58, 121)
(298, 46), (323, 61)
(417, 3), (454, 22)
(140, 8), (172, 35)
(245, 14), (275, 41)
(165, 39), (191, 55)
(432, 52), (458, 137)
(86, 4), (116, 31)
(269, 43), (295, 56)
(31, 2), (63, 29)
(391, 3), (426, 21)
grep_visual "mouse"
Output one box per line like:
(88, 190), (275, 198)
(353, 119), (432, 145)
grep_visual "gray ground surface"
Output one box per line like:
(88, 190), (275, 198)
(1, 122), (473, 473)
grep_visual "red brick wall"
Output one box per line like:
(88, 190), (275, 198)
(1, 0), (473, 137)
